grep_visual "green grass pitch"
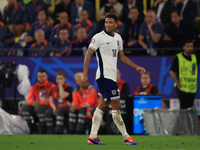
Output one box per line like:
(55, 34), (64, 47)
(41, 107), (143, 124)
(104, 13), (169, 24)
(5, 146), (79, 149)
(0, 135), (200, 150)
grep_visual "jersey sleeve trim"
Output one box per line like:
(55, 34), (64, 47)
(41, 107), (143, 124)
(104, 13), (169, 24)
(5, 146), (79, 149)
(89, 46), (96, 51)
(119, 49), (123, 52)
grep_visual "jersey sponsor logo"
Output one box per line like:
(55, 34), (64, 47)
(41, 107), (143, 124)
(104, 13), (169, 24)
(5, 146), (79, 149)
(111, 90), (116, 95)
(106, 42), (111, 44)
(117, 40), (119, 46)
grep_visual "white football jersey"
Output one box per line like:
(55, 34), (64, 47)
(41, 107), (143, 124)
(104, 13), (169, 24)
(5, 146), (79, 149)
(89, 30), (123, 82)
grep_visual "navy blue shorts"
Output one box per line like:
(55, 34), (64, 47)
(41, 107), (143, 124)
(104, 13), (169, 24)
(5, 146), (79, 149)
(96, 78), (120, 101)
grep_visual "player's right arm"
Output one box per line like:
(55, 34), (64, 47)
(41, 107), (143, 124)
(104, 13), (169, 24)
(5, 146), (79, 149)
(82, 48), (95, 88)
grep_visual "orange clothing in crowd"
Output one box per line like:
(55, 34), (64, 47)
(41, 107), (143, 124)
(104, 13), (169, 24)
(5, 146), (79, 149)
(71, 85), (99, 119)
(27, 80), (55, 106)
(50, 82), (73, 108)
(133, 84), (160, 95)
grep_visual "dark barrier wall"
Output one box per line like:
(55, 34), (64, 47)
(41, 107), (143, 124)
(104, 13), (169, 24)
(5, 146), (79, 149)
(1, 57), (200, 99)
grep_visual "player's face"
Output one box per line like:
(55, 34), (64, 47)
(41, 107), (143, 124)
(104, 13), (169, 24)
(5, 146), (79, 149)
(141, 74), (151, 86)
(171, 12), (180, 25)
(145, 12), (156, 24)
(75, 77), (82, 87)
(183, 43), (194, 55)
(38, 11), (46, 22)
(105, 18), (117, 34)
(129, 9), (139, 21)
(37, 72), (47, 83)
(56, 75), (65, 86)
(59, 29), (69, 41)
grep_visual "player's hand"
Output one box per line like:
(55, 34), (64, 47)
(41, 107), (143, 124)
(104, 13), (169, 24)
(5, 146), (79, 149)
(81, 75), (89, 88)
(136, 67), (146, 75)
(177, 82), (181, 90)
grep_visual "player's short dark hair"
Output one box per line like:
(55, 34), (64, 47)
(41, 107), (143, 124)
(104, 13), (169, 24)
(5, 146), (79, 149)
(37, 9), (46, 16)
(105, 14), (118, 23)
(56, 72), (66, 78)
(38, 69), (47, 74)
(171, 10), (180, 17)
(59, 27), (69, 34)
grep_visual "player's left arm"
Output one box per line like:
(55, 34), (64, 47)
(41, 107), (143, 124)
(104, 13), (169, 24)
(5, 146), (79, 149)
(118, 51), (146, 74)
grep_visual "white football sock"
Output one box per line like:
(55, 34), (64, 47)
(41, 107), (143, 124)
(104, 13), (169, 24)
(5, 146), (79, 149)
(112, 110), (129, 139)
(89, 107), (104, 138)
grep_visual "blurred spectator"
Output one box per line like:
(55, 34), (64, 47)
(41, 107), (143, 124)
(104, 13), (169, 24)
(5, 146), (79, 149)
(138, 9), (164, 56)
(123, 6), (143, 50)
(98, 0), (123, 21)
(73, 10), (95, 40)
(164, 10), (198, 49)
(49, 12), (72, 42)
(173, 0), (197, 26)
(133, 71), (160, 95)
(0, 21), (8, 42)
(24, 9), (53, 43)
(21, 69), (55, 134)
(45, 72), (73, 134)
(117, 68), (130, 96)
(70, 27), (90, 56)
(170, 40), (200, 109)
(23, 0), (48, 32)
(68, 72), (98, 134)
(51, 0), (71, 25)
(1, 32), (23, 56)
(121, 0), (144, 22)
(53, 27), (71, 56)
(152, 0), (172, 25)
(0, 11), (2, 21)
(30, 29), (52, 56)
(106, 8), (124, 36)
(70, 0), (95, 25)
(3, 0), (25, 36)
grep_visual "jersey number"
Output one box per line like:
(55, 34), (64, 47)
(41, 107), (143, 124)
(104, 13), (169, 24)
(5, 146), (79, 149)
(112, 49), (117, 57)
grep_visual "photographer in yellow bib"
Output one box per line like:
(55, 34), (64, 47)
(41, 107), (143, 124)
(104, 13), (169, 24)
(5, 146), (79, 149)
(170, 40), (200, 109)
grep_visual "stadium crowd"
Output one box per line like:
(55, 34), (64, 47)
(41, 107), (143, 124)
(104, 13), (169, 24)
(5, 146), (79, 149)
(0, 0), (199, 56)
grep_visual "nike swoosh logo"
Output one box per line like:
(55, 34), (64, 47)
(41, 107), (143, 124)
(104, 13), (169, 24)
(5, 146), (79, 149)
(106, 42), (111, 44)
